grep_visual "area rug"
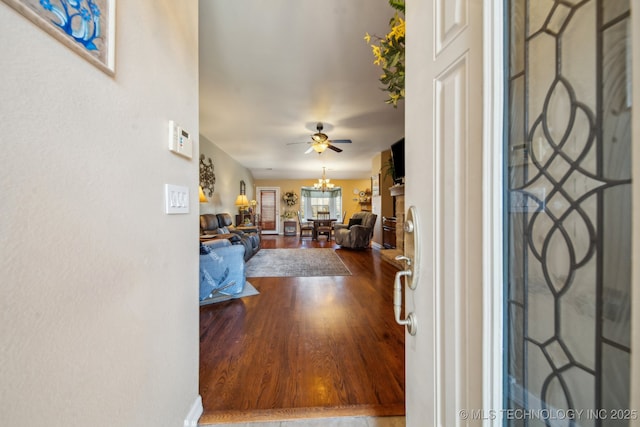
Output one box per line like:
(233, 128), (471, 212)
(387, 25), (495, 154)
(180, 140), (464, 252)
(199, 281), (259, 306)
(245, 248), (351, 278)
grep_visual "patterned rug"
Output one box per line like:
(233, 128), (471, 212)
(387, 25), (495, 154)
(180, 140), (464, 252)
(245, 248), (352, 278)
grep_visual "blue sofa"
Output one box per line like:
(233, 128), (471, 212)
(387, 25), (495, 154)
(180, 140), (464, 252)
(199, 239), (246, 304)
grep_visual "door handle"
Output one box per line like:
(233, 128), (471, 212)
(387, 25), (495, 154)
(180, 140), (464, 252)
(393, 267), (417, 335)
(390, 206), (420, 336)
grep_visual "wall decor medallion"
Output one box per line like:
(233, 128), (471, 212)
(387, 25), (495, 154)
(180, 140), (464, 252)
(199, 155), (215, 197)
(283, 191), (298, 207)
(2, 0), (116, 75)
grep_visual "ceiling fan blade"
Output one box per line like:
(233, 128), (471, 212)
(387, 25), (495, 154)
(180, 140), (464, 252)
(329, 139), (352, 144)
(304, 145), (315, 154)
(327, 144), (343, 153)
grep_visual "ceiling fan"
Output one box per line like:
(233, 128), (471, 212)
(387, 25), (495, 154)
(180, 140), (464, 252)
(298, 123), (352, 154)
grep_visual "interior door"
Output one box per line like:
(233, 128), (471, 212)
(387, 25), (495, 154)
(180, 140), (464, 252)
(257, 187), (280, 234)
(404, 0), (484, 425)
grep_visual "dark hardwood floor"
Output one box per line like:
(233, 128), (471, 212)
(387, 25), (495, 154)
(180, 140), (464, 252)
(199, 235), (405, 424)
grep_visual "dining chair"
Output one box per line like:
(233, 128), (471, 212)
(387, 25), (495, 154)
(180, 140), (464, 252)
(317, 211), (330, 220)
(315, 219), (333, 241)
(297, 211), (314, 240)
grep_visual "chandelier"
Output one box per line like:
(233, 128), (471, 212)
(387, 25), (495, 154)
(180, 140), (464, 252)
(313, 167), (335, 192)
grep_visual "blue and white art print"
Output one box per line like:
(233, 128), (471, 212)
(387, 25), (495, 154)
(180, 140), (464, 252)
(2, 0), (115, 75)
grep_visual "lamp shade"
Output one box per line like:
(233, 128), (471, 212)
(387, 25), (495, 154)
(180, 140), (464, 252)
(235, 194), (249, 206)
(199, 186), (208, 203)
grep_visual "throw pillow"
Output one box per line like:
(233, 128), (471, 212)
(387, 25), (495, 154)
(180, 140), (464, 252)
(348, 218), (363, 229)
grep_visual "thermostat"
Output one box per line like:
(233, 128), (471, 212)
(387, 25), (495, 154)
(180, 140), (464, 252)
(168, 120), (193, 159)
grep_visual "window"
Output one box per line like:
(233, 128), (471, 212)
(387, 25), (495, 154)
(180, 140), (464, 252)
(300, 187), (342, 221)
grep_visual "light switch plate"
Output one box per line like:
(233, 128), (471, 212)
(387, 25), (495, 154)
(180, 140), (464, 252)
(165, 184), (189, 214)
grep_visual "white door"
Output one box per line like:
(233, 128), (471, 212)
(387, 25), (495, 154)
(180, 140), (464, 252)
(404, 1), (639, 426)
(403, 0), (485, 425)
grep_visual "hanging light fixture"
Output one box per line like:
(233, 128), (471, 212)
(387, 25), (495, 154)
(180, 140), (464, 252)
(312, 141), (329, 153)
(313, 167), (335, 192)
(310, 123), (329, 153)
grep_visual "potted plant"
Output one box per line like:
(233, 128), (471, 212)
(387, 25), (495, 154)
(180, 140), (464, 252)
(364, 0), (405, 107)
(381, 157), (397, 183)
(280, 210), (297, 220)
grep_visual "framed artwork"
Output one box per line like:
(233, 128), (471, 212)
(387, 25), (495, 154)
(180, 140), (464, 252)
(2, 0), (116, 75)
(371, 174), (380, 196)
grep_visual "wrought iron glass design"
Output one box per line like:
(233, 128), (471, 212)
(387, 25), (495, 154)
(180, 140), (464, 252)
(505, 0), (631, 424)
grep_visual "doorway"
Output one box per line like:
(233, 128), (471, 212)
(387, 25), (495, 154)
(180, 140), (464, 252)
(256, 187), (280, 234)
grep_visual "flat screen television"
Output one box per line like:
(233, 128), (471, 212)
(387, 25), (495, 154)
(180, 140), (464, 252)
(390, 138), (405, 183)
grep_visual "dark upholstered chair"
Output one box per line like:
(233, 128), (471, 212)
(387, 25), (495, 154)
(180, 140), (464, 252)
(216, 213), (260, 260)
(334, 212), (378, 249)
(297, 211), (314, 240)
(199, 213), (260, 261)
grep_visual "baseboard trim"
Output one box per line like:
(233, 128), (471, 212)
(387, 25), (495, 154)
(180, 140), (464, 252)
(184, 395), (203, 427)
(371, 241), (383, 250)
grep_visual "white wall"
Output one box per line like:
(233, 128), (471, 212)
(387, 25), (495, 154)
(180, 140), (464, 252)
(199, 135), (255, 215)
(0, 2), (200, 426)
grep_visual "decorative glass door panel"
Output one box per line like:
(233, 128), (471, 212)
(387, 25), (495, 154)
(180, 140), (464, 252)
(505, 0), (631, 424)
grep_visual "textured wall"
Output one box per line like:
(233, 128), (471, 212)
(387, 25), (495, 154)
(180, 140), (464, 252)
(0, 1), (200, 426)
(199, 135), (255, 215)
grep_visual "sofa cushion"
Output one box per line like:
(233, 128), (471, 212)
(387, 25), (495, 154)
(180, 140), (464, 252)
(199, 249), (228, 300)
(199, 244), (246, 300)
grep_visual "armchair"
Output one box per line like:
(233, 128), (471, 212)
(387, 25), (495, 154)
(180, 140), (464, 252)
(334, 211), (378, 249)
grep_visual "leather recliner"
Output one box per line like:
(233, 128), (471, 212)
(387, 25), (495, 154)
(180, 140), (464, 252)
(199, 213), (259, 261)
(334, 212), (378, 249)
(216, 213), (260, 260)
(200, 213), (252, 261)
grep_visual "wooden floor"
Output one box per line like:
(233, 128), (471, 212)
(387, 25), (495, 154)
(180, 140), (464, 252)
(199, 235), (405, 424)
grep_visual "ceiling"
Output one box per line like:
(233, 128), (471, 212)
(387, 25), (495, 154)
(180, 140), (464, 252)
(198, 0), (405, 180)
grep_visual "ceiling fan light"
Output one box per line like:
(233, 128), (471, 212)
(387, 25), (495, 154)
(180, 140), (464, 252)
(311, 132), (328, 143)
(312, 142), (328, 153)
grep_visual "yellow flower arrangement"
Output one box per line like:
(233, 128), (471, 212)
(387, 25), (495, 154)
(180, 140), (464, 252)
(364, 0), (405, 107)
